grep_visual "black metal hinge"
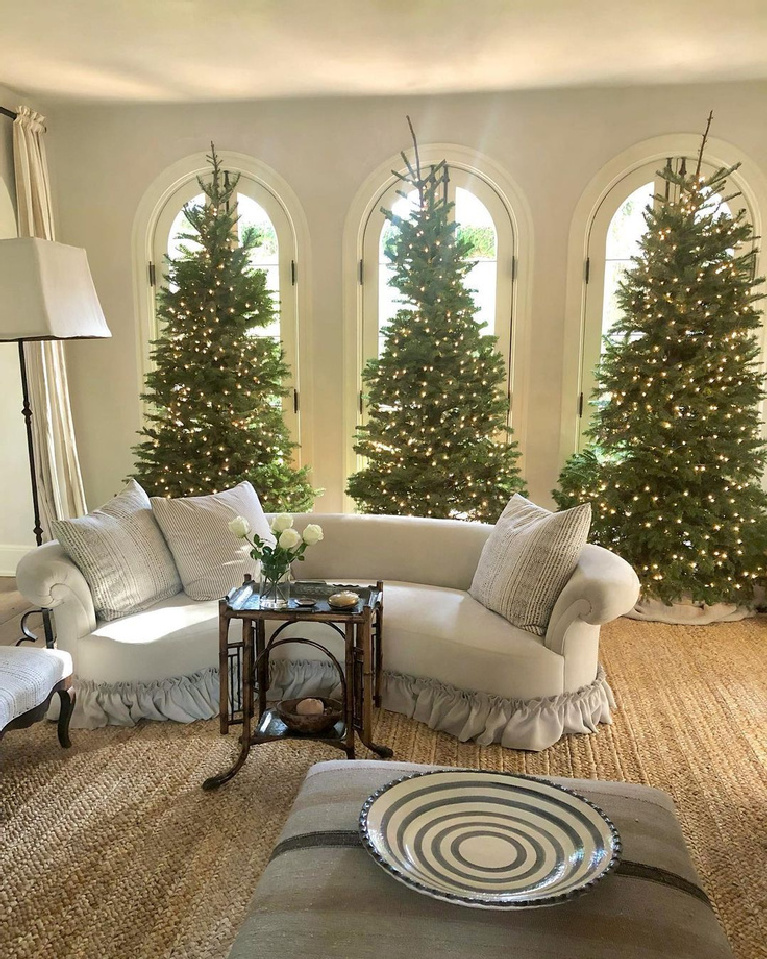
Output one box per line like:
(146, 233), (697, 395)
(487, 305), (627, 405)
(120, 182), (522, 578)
(584, 258), (590, 284)
(293, 389), (300, 413)
(290, 260), (297, 286)
(148, 262), (156, 287)
(358, 390), (364, 415)
(578, 392), (584, 417)
(358, 259), (364, 285)
(511, 256), (517, 281)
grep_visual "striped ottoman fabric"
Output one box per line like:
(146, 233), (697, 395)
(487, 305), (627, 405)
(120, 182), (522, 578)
(228, 760), (734, 959)
(0, 646), (72, 730)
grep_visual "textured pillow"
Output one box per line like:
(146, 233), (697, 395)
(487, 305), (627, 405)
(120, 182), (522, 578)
(151, 481), (275, 601)
(52, 480), (183, 622)
(469, 495), (591, 636)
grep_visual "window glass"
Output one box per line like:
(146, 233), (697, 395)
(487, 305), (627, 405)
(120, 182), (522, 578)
(376, 186), (499, 355)
(167, 191), (281, 341)
(601, 181), (654, 338)
(455, 186), (497, 335)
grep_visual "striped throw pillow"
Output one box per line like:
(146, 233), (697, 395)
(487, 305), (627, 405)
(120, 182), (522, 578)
(151, 481), (275, 601)
(469, 495), (591, 636)
(52, 480), (182, 622)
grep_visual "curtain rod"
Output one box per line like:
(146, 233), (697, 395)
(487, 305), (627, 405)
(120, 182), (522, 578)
(0, 107), (17, 120)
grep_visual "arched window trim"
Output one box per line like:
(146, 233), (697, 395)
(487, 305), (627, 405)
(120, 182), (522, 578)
(341, 143), (533, 511)
(560, 133), (767, 467)
(131, 151), (314, 470)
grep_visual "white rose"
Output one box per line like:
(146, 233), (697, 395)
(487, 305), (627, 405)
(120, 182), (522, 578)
(278, 527), (303, 550)
(228, 515), (251, 538)
(270, 513), (294, 533)
(302, 524), (324, 546)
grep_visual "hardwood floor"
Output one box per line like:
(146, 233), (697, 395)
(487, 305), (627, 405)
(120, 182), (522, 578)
(0, 577), (42, 647)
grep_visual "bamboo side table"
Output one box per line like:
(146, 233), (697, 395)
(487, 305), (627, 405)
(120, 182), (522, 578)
(203, 577), (392, 791)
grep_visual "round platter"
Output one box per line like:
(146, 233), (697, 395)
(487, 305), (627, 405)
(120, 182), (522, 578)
(359, 770), (621, 909)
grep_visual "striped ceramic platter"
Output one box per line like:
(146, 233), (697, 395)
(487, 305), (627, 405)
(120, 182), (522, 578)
(359, 770), (621, 909)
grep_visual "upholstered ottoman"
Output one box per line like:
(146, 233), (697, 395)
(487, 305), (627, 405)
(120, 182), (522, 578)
(0, 646), (75, 746)
(228, 760), (733, 959)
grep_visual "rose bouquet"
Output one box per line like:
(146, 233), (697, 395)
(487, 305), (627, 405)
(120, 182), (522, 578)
(228, 513), (324, 608)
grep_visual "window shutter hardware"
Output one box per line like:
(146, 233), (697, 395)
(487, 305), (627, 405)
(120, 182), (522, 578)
(290, 260), (297, 285)
(359, 390), (364, 415)
(578, 392), (584, 417)
(584, 257), (590, 284)
(511, 256), (517, 281)
(293, 389), (300, 413)
(358, 259), (364, 285)
(148, 262), (156, 287)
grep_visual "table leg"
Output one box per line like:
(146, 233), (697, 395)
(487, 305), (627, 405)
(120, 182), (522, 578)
(203, 618), (255, 790)
(344, 622), (356, 759)
(357, 611), (393, 759)
(256, 620), (268, 719)
(218, 603), (230, 734)
(374, 597), (383, 708)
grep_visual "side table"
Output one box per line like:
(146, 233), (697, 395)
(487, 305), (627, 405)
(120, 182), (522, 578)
(203, 577), (393, 791)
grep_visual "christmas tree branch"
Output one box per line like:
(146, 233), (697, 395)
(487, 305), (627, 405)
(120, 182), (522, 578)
(695, 111), (714, 179)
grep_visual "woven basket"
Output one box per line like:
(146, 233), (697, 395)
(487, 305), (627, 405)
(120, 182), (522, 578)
(276, 697), (343, 733)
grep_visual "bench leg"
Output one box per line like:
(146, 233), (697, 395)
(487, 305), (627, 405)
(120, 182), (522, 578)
(57, 687), (75, 748)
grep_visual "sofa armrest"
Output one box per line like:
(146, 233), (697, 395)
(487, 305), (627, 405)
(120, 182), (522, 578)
(16, 542), (97, 661)
(545, 544), (640, 657)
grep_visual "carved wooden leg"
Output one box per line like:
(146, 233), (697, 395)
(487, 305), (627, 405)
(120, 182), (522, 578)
(57, 686), (75, 748)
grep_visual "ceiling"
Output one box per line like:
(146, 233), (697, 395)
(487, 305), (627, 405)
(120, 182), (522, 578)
(3, 0), (767, 103)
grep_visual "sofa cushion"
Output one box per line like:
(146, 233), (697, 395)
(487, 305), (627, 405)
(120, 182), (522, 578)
(469, 494), (591, 636)
(76, 592), (221, 685)
(265, 582), (566, 701)
(74, 581), (564, 700)
(151, 481), (274, 601)
(52, 479), (182, 622)
(0, 647), (73, 729)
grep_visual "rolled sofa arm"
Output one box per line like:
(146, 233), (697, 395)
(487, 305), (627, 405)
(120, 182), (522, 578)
(16, 542), (97, 660)
(546, 544), (640, 657)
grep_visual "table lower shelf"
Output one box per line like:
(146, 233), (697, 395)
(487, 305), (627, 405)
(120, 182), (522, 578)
(252, 707), (349, 746)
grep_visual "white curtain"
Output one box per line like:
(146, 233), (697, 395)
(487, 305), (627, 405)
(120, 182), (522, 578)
(13, 106), (87, 536)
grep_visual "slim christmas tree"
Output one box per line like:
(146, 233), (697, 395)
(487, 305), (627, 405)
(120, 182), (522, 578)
(347, 123), (525, 521)
(133, 148), (317, 512)
(555, 116), (767, 605)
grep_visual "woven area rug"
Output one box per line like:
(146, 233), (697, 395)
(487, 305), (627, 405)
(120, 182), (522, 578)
(1, 618), (766, 959)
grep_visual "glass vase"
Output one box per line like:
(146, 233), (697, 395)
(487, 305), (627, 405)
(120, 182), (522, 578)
(259, 565), (292, 609)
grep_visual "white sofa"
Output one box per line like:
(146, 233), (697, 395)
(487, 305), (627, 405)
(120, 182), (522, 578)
(16, 512), (639, 750)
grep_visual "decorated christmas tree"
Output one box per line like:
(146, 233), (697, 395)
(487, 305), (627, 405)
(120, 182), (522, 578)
(347, 123), (525, 521)
(555, 116), (767, 605)
(133, 148), (317, 512)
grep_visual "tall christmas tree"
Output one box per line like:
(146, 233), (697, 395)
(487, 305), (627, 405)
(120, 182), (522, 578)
(133, 148), (317, 512)
(555, 116), (767, 605)
(347, 127), (525, 522)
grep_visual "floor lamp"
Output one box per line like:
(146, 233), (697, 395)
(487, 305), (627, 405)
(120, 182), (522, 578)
(0, 237), (111, 646)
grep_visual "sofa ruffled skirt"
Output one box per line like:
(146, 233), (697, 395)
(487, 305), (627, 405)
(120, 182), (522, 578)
(71, 659), (614, 752)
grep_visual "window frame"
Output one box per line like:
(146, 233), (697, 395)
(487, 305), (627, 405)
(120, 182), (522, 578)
(342, 144), (532, 508)
(132, 151), (313, 469)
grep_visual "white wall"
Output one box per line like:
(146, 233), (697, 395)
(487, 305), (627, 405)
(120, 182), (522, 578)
(0, 84), (36, 574)
(41, 81), (767, 514)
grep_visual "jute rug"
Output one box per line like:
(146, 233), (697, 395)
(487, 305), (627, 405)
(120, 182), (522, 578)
(1, 618), (766, 959)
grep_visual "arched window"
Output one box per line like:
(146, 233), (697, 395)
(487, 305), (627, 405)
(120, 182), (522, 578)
(357, 162), (516, 438)
(149, 170), (301, 452)
(577, 155), (756, 449)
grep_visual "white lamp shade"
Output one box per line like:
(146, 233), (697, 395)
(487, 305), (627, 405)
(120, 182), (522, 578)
(0, 237), (111, 341)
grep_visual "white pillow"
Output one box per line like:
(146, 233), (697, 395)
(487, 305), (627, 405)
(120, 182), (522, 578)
(52, 480), (182, 622)
(151, 481), (275, 601)
(469, 495), (591, 636)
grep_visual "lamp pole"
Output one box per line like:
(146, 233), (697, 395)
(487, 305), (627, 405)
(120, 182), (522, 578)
(16, 341), (56, 647)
